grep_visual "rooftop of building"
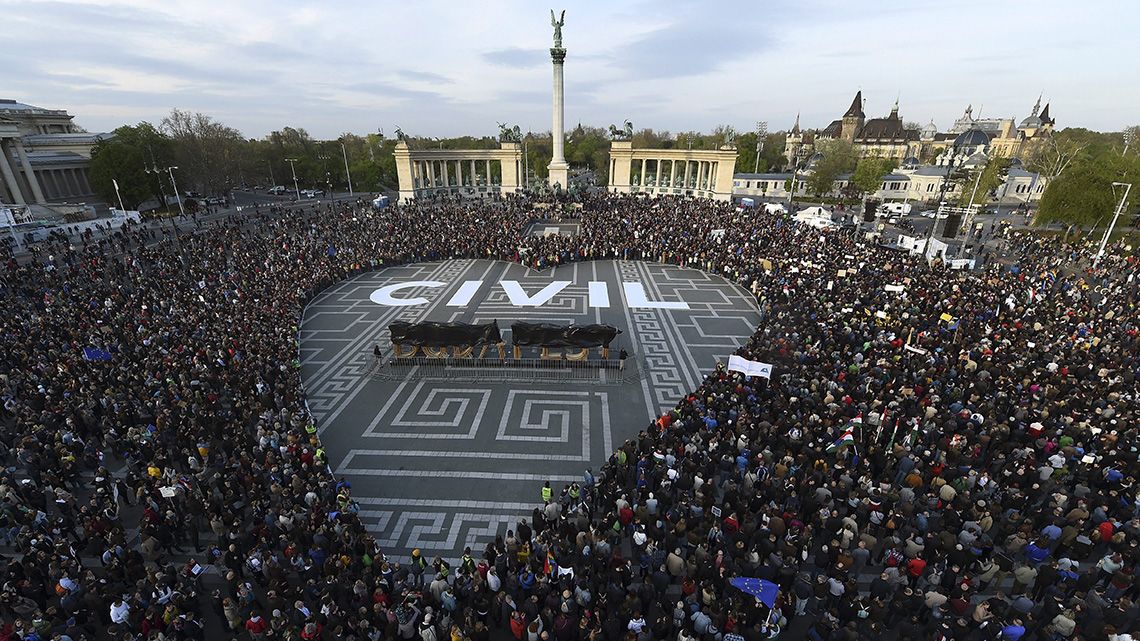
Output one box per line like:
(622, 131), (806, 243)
(0, 99), (69, 115)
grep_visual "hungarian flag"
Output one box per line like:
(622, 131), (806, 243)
(826, 429), (855, 453)
(827, 414), (861, 452)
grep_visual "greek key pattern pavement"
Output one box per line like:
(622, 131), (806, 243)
(300, 259), (760, 560)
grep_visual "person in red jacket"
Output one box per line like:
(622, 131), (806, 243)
(906, 557), (927, 586)
(245, 613), (268, 640)
(1098, 519), (1115, 542)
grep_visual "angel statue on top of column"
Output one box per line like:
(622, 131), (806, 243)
(551, 10), (566, 49)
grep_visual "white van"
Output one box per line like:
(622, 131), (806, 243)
(877, 202), (912, 217)
(763, 203), (788, 215)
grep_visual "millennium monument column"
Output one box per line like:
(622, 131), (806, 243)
(547, 9), (570, 191)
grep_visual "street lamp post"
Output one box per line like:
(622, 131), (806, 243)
(786, 149), (807, 209)
(145, 164), (166, 210)
(284, 158), (301, 200)
(1094, 181), (1133, 267)
(929, 144), (964, 243)
(753, 121), (768, 174)
(166, 166), (185, 217)
(341, 142), (354, 198)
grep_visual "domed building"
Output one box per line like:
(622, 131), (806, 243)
(990, 95), (1056, 158)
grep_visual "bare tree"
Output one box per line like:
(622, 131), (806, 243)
(1026, 132), (1086, 180)
(161, 109), (246, 195)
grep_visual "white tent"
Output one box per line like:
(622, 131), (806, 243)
(795, 206), (832, 218)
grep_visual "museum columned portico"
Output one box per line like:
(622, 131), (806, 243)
(394, 141), (524, 203)
(0, 100), (107, 206)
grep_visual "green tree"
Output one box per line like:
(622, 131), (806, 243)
(850, 155), (898, 198)
(87, 122), (174, 209)
(565, 125), (610, 183)
(954, 157), (1010, 206)
(807, 139), (857, 196)
(1037, 151), (1139, 227)
(735, 132), (786, 174)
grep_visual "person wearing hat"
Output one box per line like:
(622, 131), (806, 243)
(409, 548), (427, 587)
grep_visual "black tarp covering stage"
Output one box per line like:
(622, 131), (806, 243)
(389, 321), (503, 347)
(510, 323), (622, 348)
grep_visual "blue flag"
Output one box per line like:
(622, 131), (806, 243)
(729, 577), (779, 608)
(82, 347), (113, 362)
(327, 245), (337, 257)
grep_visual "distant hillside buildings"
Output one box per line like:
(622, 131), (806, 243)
(784, 91), (1056, 166)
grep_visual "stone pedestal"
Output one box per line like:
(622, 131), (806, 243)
(547, 47), (569, 191)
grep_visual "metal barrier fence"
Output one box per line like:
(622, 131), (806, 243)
(366, 353), (648, 386)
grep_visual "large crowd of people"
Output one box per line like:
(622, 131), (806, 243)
(0, 192), (1137, 641)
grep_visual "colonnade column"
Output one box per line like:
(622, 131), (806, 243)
(639, 159), (647, 186)
(485, 160), (491, 186)
(14, 142), (45, 203)
(0, 141), (26, 204)
(455, 160), (462, 187)
(670, 160), (678, 189)
(684, 161), (692, 189)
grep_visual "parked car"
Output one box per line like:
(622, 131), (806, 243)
(267, 186), (288, 195)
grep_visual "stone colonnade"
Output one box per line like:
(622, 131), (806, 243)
(393, 141), (524, 203)
(607, 141), (738, 202)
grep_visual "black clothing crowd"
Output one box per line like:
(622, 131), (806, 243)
(1, 193), (1138, 641)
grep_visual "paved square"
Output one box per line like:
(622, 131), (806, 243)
(300, 259), (760, 560)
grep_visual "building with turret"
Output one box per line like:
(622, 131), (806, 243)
(815, 91), (920, 160)
(990, 96), (1056, 159)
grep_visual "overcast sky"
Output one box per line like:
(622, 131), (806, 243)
(4, 0), (1138, 140)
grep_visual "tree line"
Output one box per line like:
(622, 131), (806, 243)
(87, 108), (1137, 230)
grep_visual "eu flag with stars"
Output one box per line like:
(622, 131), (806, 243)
(729, 577), (779, 608)
(82, 347), (113, 362)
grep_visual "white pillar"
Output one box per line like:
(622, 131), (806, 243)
(485, 160), (491, 185)
(455, 160), (462, 187)
(684, 161), (692, 189)
(0, 141), (25, 204)
(547, 48), (569, 189)
(14, 142), (45, 204)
